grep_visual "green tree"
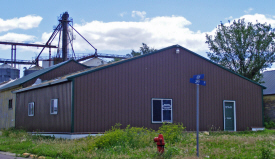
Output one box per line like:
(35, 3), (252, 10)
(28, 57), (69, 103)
(127, 43), (157, 57)
(206, 19), (275, 83)
(111, 58), (122, 62)
(109, 43), (157, 63)
(108, 43), (157, 63)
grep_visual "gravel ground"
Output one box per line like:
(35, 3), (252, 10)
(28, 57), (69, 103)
(0, 151), (26, 159)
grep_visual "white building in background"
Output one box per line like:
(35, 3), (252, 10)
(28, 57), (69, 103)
(82, 58), (107, 67)
(41, 57), (108, 69)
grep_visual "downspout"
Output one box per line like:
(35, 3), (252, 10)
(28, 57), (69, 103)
(71, 79), (75, 133)
(262, 87), (264, 127)
(14, 93), (16, 128)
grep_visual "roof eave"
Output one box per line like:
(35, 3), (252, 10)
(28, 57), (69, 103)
(13, 78), (69, 93)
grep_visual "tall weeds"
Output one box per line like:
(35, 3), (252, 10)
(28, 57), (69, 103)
(158, 122), (186, 144)
(88, 123), (156, 151)
(1, 124), (275, 158)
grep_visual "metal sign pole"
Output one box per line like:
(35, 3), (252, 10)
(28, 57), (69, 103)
(196, 84), (199, 157)
(189, 74), (205, 158)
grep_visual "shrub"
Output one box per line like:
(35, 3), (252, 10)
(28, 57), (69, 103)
(91, 123), (125, 149)
(264, 117), (275, 129)
(89, 123), (156, 151)
(2, 128), (27, 138)
(158, 123), (185, 144)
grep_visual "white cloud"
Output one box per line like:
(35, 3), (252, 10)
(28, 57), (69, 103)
(41, 32), (55, 44)
(0, 15), (42, 33)
(220, 14), (275, 28)
(0, 32), (50, 58)
(0, 32), (36, 42)
(132, 11), (146, 20)
(240, 14), (275, 27)
(244, 8), (253, 14)
(4, 13), (275, 61)
(55, 15), (209, 54)
(69, 14), (274, 55)
(119, 12), (127, 17)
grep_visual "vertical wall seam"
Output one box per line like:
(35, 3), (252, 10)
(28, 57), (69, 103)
(71, 79), (75, 133)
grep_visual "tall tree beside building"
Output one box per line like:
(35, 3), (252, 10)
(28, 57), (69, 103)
(127, 43), (157, 57)
(109, 43), (157, 63)
(206, 19), (275, 83)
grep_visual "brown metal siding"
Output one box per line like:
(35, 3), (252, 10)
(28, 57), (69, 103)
(73, 47), (263, 132)
(15, 82), (71, 132)
(22, 61), (87, 88)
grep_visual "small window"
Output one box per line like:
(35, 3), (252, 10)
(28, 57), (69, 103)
(28, 102), (34, 116)
(152, 98), (172, 123)
(50, 99), (58, 115)
(8, 99), (12, 109)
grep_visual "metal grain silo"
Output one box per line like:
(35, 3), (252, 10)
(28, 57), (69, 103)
(0, 63), (20, 83)
(23, 66), (43, 76)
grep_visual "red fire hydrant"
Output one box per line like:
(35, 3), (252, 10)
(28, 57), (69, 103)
(154, 133), (165, 154)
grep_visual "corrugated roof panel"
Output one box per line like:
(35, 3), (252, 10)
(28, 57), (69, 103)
(0, 79), (17, 89)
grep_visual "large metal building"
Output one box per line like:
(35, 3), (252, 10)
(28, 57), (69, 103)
(14, 45), (265, 133)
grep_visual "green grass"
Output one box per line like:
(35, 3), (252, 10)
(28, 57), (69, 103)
(0, 124), (275, 158)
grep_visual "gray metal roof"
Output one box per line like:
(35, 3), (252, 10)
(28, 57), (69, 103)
(262, 70), (275, 95)
(0, 79), (17, 89)
(27, 65), (43, 70)
(0, 59), (79, 91)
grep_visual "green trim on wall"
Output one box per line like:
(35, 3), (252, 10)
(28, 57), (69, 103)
(14, 94), (16, 128)
(262, 87), (264, 127)
(71, 79), (75, 133)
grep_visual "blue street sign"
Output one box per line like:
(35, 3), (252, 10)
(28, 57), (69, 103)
(190, 78), (206, 86)
(193, 74), (204, 80)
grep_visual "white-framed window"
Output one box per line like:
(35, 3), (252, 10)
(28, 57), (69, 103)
(28, 102), (34, 116)
(50, 99), (58, 115)
(152, 98), (173, 123)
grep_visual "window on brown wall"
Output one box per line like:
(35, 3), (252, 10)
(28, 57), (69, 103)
(50, 99), (58, 115)
(8, 99), (12, 109)
(28, 102), (35, 116)
(151, 98), (173, 123)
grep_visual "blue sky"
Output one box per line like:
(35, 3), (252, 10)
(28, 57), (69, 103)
(0, 0), (275, 71)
